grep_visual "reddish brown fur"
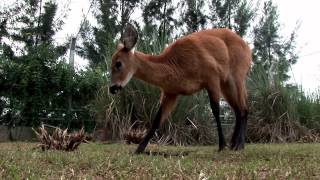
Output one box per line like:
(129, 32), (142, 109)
(111, 28), (252, 151)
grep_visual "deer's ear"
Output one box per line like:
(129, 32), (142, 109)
(117, 43), (124, 50)
(121, 23), (138, 51)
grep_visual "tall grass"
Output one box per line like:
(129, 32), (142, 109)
(297, 89), (320, 131)
(247, 64), (319, 142)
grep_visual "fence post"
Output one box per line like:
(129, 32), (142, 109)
(67, 37), (76, 126)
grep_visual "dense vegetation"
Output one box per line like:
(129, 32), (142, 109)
(0, 0), (319, 143)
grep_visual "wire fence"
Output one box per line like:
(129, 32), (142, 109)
(37, 108), (96, 131)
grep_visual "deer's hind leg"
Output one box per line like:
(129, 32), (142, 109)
(221, 76), (248, 151)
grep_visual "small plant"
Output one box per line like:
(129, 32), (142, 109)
(33, 125), (89, 151)
(123, 129), (147, 144)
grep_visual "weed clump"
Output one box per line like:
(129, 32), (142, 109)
(33, 125), (89, 151)
(123, 129), (146, 144)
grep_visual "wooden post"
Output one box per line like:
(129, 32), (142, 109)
(69, 37), (76, 71)
(67, 37), (76, 126)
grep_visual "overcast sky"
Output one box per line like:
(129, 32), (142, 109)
(276, 0), (320, 92)
(3, 0), (320, 92)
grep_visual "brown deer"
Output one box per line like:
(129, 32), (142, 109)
(109, 24), (252, 153)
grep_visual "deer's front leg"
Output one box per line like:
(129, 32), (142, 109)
(135, 93), (177, 154)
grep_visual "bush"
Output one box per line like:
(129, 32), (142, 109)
(247, 65), (318, 142)
(297, 89), (320, 131)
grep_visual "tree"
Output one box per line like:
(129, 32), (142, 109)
(233, 0), (255, 37)
(252, 0), (298, 82)
(0, 0), (103, 129)
(210, 0), (240, 28)
(142, 0), (177, 43)
(78, 0), (140, 69)
(209, 0), (255, 37)
(78, 0), (118, 69)
(180, 0), (207, 34)
(0, 0), (68, 126)
(119, 0), (140, 35)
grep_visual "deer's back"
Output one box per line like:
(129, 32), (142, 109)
(158, 28), (251, 94)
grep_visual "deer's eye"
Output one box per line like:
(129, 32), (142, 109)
(115, 61), (122, 69)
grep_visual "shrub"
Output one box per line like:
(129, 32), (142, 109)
(247, 65), (318, 142)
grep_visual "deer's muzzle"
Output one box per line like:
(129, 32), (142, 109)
(109, 85), (123, 94)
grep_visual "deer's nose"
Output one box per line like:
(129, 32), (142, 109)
(109, 85), (122, 94)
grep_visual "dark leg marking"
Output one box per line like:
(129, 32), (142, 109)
(135, 106), (162, 154)
(208, 92), (226, 151)
(230, 109), (248, 150)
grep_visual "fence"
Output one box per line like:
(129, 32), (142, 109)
(0, 106), (235, 142)
(0, 126), (36, 142)
(38, 108), (96, 131)
(0, 108), (96, 142)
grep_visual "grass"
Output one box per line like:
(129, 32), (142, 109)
(0, 143), (319, 179)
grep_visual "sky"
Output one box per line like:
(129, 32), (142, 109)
(2, 0), (320, 92)
(276, 0), (320, 92)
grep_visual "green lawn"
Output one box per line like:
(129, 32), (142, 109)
(0, 143), (319, 179)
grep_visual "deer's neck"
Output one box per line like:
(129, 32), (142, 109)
(133, 51), (170, 88)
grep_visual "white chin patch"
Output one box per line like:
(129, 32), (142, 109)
(131, 48), (135, 54)
(121, 72), (133, 87)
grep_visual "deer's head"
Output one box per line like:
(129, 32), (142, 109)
(109, 23), (138, 94)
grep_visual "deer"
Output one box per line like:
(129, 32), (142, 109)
(109, 24), (252, 154)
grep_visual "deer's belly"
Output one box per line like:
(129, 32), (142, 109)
(162, 79), (204, 95)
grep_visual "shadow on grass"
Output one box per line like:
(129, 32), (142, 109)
(139, 150), (232, 161)
(141, 150), (194, 158)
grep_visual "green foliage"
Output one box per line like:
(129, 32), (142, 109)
(78, 0), (118, 69)
(243, 1), (317, 143)
(0, 45), (68, 126)
(180, 0), (207, 33)
(209, 0), (256, 37)
(233, 0), (255, 36)
(210, 0), (240, 28)
(253, 0), (298, 82)
(297, 89), (320, 130)
(78, 0), (140, 69)
(0, 0), (68, 126)
(247, 64), (319, 142)
(142, 0), (177, 43)
(0, 0), (103, 129)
